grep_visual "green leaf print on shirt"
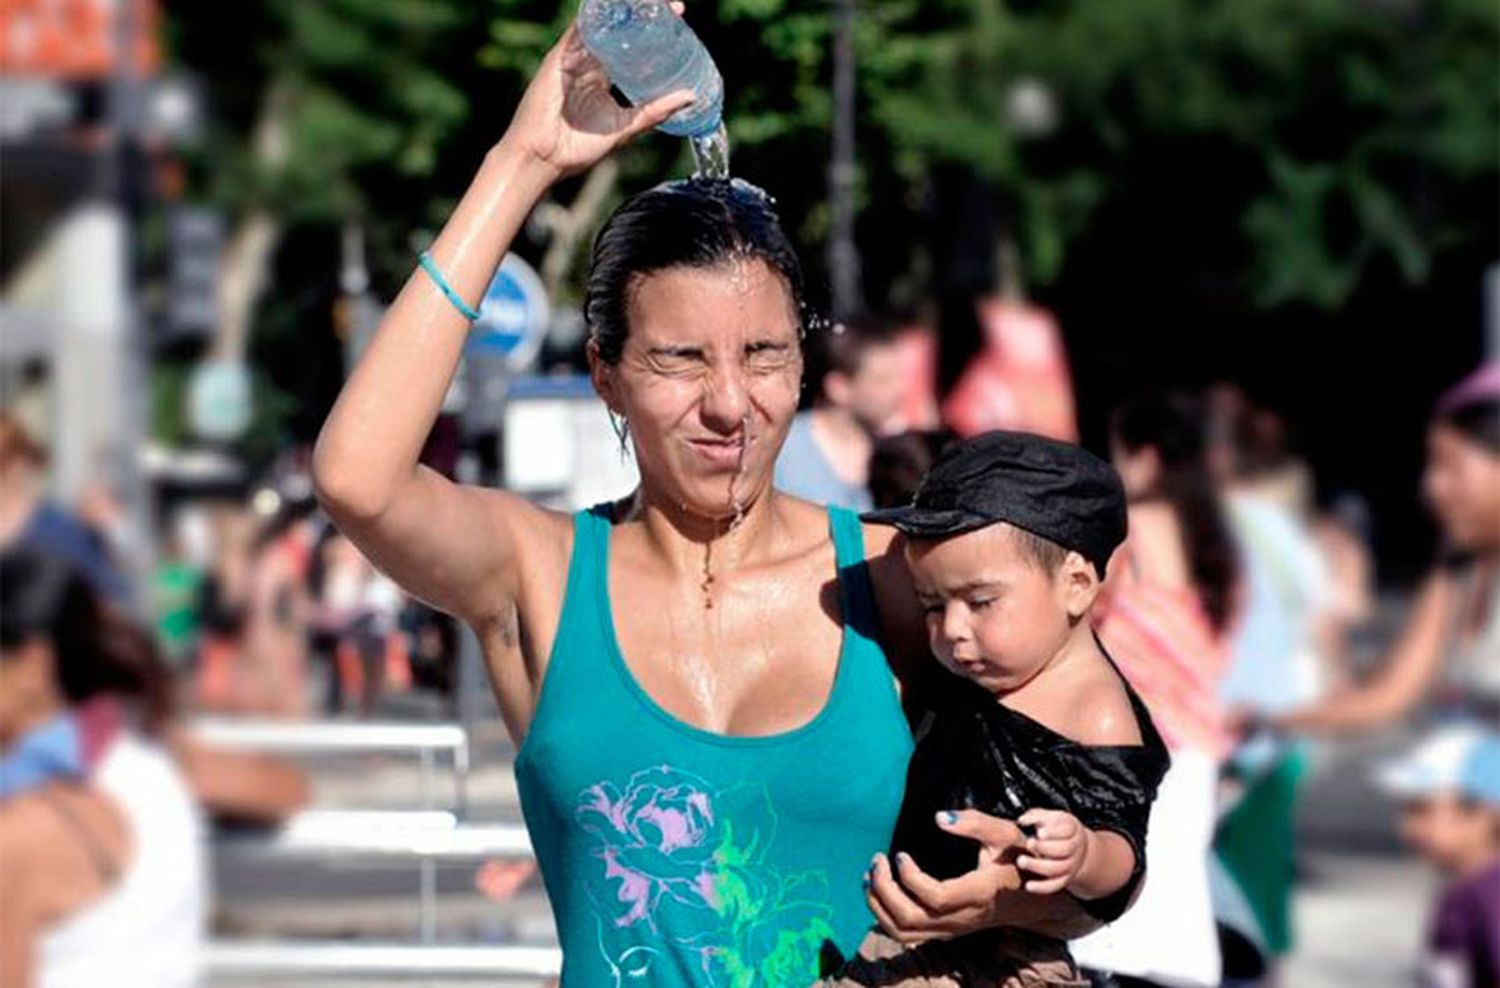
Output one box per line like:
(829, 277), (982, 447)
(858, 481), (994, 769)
(578, 766), (840, 985)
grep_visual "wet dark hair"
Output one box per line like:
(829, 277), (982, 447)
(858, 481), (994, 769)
(0, 547), (174, 733)
(1112, 392), (1239, 632)
(585, 178), (807, 365)
(1435, 397), (1500, 456)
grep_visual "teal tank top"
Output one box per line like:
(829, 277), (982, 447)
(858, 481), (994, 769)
(514, 504), (913, 986)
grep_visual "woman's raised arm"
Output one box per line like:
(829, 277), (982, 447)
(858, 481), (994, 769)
(312, 25), (692, 626)
(1269, 568), (1456, 735)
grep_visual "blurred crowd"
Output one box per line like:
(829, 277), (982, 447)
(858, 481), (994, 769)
(0, 320), (1496, 987)
(0, 412), (462, 723)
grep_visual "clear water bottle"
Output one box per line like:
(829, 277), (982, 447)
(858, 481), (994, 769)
(576, 0), (723, 138)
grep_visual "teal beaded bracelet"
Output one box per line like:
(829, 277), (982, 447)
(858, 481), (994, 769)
(417, 251), (482, 322)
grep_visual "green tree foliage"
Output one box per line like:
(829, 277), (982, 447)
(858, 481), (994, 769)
(167, 0), (1496, 399)
(469, 0), (1498, 309)
(169, 0), (472, 224)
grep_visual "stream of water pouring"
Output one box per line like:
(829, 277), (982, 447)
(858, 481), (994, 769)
(690, 123), (731, 180)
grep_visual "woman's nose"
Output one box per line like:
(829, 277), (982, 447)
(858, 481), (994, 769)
(700, 362), (751, 433)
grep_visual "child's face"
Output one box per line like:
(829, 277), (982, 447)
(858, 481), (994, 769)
(905, 523), (1092, 693)
(1398, 793), (1500, 874)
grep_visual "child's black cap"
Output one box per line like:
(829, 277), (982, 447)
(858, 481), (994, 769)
(862, 430), (1127, 576)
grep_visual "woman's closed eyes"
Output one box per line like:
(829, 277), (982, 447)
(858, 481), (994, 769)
(639, 340), (798, 378)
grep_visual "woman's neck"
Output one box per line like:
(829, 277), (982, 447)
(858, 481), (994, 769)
(625, 480), (789, 579)
(0, 696), (66, 751)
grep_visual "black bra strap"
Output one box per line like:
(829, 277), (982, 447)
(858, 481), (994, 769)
(36, 785), (121, 885)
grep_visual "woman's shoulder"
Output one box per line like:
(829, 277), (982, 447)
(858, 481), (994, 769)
(0, 783), (126, 919)
(0, 782), (127, 844)
(488, 488), (574, 540)
(0, 789), (57, 861)
(477, 488), (576, 576)
(860, 518), (900, 555)
(855, 523), (936, 688)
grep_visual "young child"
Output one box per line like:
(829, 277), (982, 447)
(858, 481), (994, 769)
(830, 431), (1171, 987)
(1375, 726), (1500, 988)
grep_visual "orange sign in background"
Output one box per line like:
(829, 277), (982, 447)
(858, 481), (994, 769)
(0, 0), (160, 79)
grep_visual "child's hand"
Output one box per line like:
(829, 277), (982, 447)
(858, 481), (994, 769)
(1015, 808), (1089, 895)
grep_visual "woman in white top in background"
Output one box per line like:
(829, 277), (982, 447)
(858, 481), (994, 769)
(0, 547), (206, 988)
(1267, 362), (1500, 737)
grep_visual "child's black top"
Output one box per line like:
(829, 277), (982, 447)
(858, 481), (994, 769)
(890, 651), (1170, 923)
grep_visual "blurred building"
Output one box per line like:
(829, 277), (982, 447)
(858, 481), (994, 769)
(2, 0), (162, 492)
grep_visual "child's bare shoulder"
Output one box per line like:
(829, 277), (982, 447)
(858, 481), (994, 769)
(1059, 659), (1143, 747)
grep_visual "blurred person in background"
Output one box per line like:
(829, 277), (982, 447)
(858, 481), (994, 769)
(1309, 491), (1377, 689)
(237, 495), (319, 718)
(192, 504), (256, 711)
(188, 485), (323, 718)
(0, 414), (128, 606)
(1071, 392), (1241, 988)
(867, 429), (958, 511)
(1372, 726), (1500, 988)
(312, 530), (410, 716)
(1205, 389), (1337, 980)
(0, 547), (205, 988)
(401, 599), (460, 703)
(939, 299), (1079, 443)
(151, 506), (213, 675)
(1266, 362), (1500, 736)
(774, 313), (907, 510)
(884, 311), (943, 435)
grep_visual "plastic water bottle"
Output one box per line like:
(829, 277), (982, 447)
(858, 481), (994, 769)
(576, 0), (723, 140)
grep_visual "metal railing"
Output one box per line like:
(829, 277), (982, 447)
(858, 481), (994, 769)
(215, 810), (533, 860)
(206, 940), (559, 983)
(194, 717), (489, 947)
(189, 718), (471, 816)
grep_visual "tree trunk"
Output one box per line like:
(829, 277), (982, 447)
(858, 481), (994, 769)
(212, 81), (291, 363)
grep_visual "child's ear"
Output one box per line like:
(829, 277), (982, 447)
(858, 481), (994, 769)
(1060, 551), (1102, 619)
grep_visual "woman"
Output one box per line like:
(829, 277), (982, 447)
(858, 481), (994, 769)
(313, 18), (1097, 985)
(1267, 362), (1500, 734)
(1070, 393), (1240, 988)
(0, 547), (206, 988)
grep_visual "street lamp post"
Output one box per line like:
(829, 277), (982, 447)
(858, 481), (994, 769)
(827, 0), (862, 321)
(105, 0), (158, 615)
